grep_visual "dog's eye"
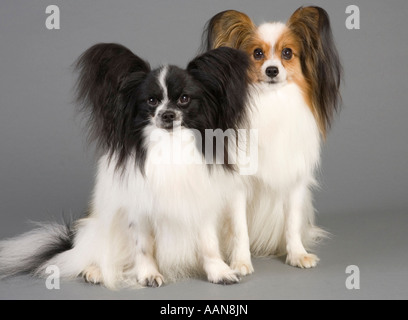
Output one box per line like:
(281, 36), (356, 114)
(253, 48), (264, 60)
(282, 48), (293, 60)
(147, 97), (159, 107)
(178, 94), (190, 107)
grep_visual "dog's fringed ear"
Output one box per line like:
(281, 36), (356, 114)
(74, 43), (150, 154)
(187, 47), (251, 171)
(188, 47), (250, 131)
(288, 6), (343, 137)
(201, 10), (256, 52)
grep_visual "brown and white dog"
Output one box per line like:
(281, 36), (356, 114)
(203, 6), (342, 267)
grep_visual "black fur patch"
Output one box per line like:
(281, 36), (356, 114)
(187, 47), (251, 169)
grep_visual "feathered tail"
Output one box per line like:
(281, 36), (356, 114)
(0, 222), (74, 278)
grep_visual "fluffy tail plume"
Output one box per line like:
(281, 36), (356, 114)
(0, 222), (74, 278)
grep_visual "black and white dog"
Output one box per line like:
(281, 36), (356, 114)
(0, 44), (254, 288)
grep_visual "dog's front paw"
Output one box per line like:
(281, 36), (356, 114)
(230, 260), (254, 276)
(83, 265), (103, 284)
(286, 253), (319, 269)
(139, 273), (165, 288)
(208, 270), (240, 285)
(206, 261), (240, 285)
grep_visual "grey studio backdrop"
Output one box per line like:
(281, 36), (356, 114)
(0, 0), (407, 300)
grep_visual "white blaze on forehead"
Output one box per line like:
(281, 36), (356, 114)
(154, 66), (169, 117)
(257, 22), (288, 83)
(158, 66), (168, 100)
(257, 22), (287, 50)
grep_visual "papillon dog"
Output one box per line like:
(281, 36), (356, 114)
(0, 44), (254, 288)
(203, 6), (342, 267)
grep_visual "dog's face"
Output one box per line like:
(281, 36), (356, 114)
(135, 66), (204, 131)
(202, 10), (307, 87)
(250, 23), (296, 86)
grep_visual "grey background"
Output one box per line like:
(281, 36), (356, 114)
(0, 0), (407, 300)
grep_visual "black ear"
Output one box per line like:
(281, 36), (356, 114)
(187, 47), (250, 131)
(187, 47), (251, 171)
(74, 43), (150, 158)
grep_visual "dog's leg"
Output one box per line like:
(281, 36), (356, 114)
(285, 182), (319, 268)
(126, 217), (164, 288)
(229, 190), (254, 276)
(79, 210), (135, 289)
(200, 221), (240, 285)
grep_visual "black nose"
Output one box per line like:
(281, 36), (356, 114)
(266, 66), (279, 78)
(161, 110), (176, 123)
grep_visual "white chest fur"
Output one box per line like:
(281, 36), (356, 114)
(249, 83), (321, 189)
(91, 127), (240, 279)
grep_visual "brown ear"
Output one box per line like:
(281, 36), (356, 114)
(287, 6), (328, 55)
(288, 6), (342, 137)
(288, 6), (320, 27)
(202, 10), (256, 51)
